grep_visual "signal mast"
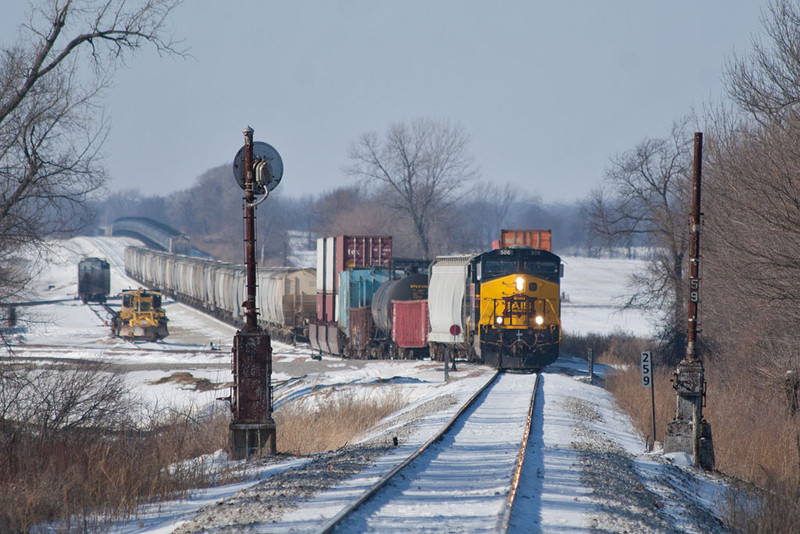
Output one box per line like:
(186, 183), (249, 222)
(227, 126), (284, 459)
(663, 132), (714, 469)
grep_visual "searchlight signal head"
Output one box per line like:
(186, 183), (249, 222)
(232, 141), (284, 196)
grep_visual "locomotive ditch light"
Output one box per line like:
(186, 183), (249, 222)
(535, 315), (544, 325)
(496, 316), (504, 325)
(515, 276), (525, 291)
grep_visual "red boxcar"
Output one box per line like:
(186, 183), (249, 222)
(392, 299), (428, 348)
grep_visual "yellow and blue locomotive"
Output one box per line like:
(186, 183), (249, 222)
(472, 246), (562, 369)
(428, 240), (563, 370)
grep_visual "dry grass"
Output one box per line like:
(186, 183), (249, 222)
(722, 478), (800, 534)
(705, 380), (800, 488)
(562, 330), (650, 365)
(0, 362), (410, 531)
(0, 408), (231, 532)
(606, 365), (676, 448)
(0, 363), (231, 532)
(275, 386), (407, 455)
(566, 331), (800, 530)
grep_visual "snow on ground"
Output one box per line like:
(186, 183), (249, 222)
(6, 237), (734, 533)
(560, 255), (661, 338)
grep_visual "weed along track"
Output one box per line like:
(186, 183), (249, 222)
(318, 371), (540, 533)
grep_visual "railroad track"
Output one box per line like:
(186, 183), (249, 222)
(6, 342), (226, 356)
(86, 301), (116, 325)
(317, 370), (539, 533)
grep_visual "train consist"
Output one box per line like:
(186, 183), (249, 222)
(124, 246), (316, 343)
(121, 230), (562, 370)
(308, 236), (432, 359)
(308, 232), (562, 370)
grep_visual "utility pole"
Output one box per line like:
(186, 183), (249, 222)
(663, 132), (715, 469)
(227, 126), (283, 459)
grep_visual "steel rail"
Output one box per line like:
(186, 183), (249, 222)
(497, 372), (540, 531)
(316, 369), (502, 534)
(6, 342), (225, 355)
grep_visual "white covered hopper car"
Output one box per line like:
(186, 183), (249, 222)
(124, 246), (315, 342)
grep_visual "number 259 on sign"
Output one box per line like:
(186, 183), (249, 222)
(640, 351), (653, 388)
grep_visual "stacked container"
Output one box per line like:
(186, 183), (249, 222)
(309, 235), (392, 356)
(493, 229), (552, 251)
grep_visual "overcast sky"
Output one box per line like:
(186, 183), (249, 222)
(1, 1), (768, 203)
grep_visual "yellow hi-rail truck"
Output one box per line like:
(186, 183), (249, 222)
(112, 288), (169, 341)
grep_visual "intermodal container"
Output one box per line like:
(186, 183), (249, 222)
(326, 293), (336, 323)
(338, 268), (393, 333)
(393, 299), (428, 348)
(326, 238), (336, 293)
(499, 229), (552, 251)
(316, 238), (326, 292)
(316, 292), (326, 322)
(335, 236), (392, 273)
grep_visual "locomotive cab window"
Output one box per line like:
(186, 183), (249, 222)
(483, 260), (516, 279)
(523, 260), (560, 283)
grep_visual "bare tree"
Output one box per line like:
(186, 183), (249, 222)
(725, 0), (800, 126)
(702, 0), (800, 394)
(346, 117), (479, 259)
(703, 114), (800, 386)
(0, 0), (183, 298)
(586, 118), (695, 363)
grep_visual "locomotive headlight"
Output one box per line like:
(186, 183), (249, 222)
(496, 316), (504, 325)
(515, 276), (524, 291)
(535, 315), (544, 325)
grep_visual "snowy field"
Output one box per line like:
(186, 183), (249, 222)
(560, 254), (661, 337)
(3, 237), (732, 533)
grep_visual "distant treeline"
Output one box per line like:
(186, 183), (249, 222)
(89, 169), (607, 264)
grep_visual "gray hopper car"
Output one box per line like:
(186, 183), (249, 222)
(78, 257), (111, 303)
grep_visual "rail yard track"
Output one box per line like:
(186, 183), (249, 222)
(318, 370), (539, 533)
